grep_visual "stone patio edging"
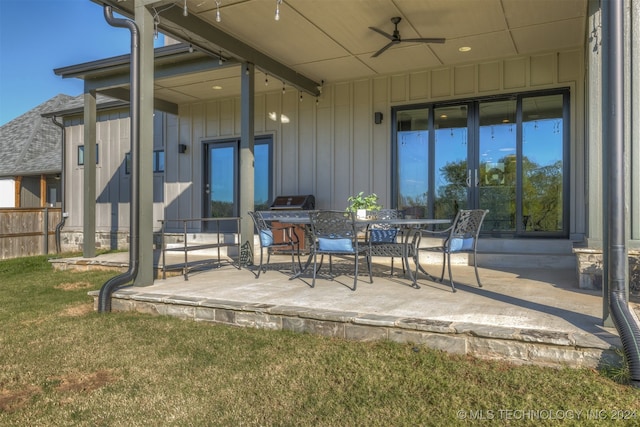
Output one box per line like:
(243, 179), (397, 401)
(89, 288), (622, 370)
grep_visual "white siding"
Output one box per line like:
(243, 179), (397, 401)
(0, 178), (15, 207)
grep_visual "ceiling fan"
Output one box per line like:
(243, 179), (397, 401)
(369, 17), (445, 58)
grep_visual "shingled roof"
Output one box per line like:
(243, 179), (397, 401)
(0, 94), (73, 177)
(0, 93), (125, 178)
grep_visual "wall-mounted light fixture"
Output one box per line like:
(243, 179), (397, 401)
(374, 112), (383, 124)
(178, 144), (188, 154)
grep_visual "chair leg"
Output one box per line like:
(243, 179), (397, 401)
(266, 250), (272, 271)
(447, 252), (456, 292)
(473, 252), (482, 288)
(311, 252), (317, 288)
(367, 253), (373, 283)
(288, 243), (298, 275)
(295, 245), (302, 273)
(255, 247), (265, 278)
(352, 253), (358, 291)
(439, 251), (446, 282)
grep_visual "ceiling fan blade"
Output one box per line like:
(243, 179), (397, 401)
(368, 26), (395, 41)
(402, 37), (446, 43)
(403, 37), (446, 44)
(371, 41), (398, 58)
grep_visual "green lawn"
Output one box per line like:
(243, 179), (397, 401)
(1, 255), (639, 426)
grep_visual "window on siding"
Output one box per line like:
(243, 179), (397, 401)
(124, 150), (164, 174)
(154, 150), (165, 173)
(77, 145), (99, 166)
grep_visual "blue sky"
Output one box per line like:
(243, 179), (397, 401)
(0, 0), (163, 126)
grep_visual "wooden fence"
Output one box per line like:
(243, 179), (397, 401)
(0, 208), (61, 260)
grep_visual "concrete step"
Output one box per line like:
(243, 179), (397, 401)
(417, 238), (576, 269)
(477, 238), (575, 269)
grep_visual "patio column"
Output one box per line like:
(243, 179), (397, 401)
(134, 0), (155, 286)
(240, 62), (255, 254)
(585, 0), (604, 250)
(83, 87), (97, 258)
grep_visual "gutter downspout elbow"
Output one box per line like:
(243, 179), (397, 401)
(51, 116), (66, 253)
(98, 5), (141, 312)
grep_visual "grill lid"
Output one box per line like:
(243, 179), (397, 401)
(270, 195), (315, 210)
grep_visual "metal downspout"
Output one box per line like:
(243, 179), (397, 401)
(98, 5), (140, 312)
(604, 0), (640, 388)
(51, 117), (66, 253)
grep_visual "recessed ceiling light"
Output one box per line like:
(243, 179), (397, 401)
(440, 114), (448, 119)
(502, 119), (510, 123)
(212, 85), (223, 90)
(458, 46), (472, 52)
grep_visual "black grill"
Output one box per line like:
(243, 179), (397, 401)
(270, 195), (315, 210)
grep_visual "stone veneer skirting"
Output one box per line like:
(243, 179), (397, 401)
(90, 289), (621, 370)
(574, 248), (640, 298)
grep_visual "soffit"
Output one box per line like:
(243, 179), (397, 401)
(87, 0), (587, 104)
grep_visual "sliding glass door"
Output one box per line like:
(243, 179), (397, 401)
(393, 89), (568, 237)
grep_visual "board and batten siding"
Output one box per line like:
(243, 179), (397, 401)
(170, 49), (585, 236)
(64, 110), (172, 233)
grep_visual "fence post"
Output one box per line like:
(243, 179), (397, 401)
(43, 207), (49, 255)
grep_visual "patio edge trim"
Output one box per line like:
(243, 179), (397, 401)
(89, 290), (622, 369)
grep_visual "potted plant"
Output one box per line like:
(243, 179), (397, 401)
(346, 192), (382, 219)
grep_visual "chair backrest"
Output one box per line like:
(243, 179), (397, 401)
(369, 209), (402, 243)
(447, 209), (489, 252)
(309, 210), (358, 252)
(248, 211), (273, 248)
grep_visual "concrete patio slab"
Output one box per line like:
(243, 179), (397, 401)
(54, 251), (637, 369)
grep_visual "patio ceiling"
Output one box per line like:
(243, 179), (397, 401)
(90, 0), (587, 104)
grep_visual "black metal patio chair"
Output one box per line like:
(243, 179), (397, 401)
(308, 210), (372, 291)
(418, 209), (488, 292)
(248, 210), (300, 278)
(366, 209), (410, 278)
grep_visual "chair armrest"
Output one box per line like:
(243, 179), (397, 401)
(420, 225), (452, 237)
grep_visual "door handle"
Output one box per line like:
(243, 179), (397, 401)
(475, 169), (480, 187)
(466, 169), (472, 188)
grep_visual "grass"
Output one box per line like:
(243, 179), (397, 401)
(1, 255), (639, 426)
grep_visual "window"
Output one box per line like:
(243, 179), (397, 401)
(124, 150), (165, 174)
(77, 144), (99, 166)
(153, 150), (165, 173)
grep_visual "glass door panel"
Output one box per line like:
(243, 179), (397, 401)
(393, 91), (567, 237)
(396, 108), (429, 218)
(522, 94), (564, 232)
(434, 105), (469, 219)
(478, 99), (517, 233)
(208, 143), (236, 218)
(254, 143), (271, 211)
